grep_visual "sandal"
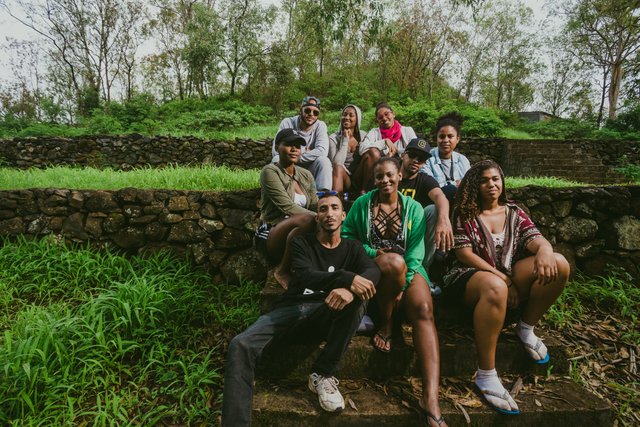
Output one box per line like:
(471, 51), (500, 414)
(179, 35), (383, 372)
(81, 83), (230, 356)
(477, 387), (520, 415)
(418, 403), (446, 426)
(523, 338), (550, 364)
(371, 332), (392, 353)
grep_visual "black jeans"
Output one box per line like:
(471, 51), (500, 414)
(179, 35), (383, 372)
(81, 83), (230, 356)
(221, 299), (366, 427)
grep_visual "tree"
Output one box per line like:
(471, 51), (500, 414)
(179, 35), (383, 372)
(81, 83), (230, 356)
(216, 0), (275, 96)
(538, 36), (593, 117)
(563, 0), (640, 122)
(2, 0), (146, 116)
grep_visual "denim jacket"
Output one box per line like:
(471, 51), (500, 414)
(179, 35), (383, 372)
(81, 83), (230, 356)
(420, 148), (471, 187)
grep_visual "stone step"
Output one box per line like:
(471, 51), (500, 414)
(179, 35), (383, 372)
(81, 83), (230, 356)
(252, 377), (612, 426)
(257, 327), (567, 380)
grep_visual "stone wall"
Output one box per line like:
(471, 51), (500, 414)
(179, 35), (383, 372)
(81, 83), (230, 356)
(1, 135), (638, 183)
(1, 186), (639, 281)
(0, 135), (273, 170)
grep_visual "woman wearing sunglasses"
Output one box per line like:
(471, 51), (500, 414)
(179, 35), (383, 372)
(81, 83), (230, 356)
(342, 156), (446, 427)
(356, 103), (417, 191)
(258, 128), (318, 288)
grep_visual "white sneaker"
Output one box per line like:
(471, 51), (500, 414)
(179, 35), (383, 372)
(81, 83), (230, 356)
(308, 373), (345, 412)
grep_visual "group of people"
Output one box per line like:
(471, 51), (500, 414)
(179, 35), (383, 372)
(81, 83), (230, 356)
(222, 97), (570, 427)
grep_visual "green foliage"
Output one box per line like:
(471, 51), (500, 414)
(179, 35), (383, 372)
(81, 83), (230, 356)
(0, 237), (261, 424)
(0, 165), (261, 191)
(517, 118), (596, 139)
(546, 269), (640, 343)
(392, 101), (504, 137)
(616, 155), (640, 183)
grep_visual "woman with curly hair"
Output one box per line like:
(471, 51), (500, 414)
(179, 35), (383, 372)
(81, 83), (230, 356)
(443, 160), (569, 415)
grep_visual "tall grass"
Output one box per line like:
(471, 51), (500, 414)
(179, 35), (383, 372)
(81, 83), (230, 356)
(0, 166), (588, 191)
(0, 165), (261, 191)
(0, 236), (261, 425)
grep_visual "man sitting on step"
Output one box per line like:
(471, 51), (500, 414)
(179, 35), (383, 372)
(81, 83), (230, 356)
(221, 191), (380, 426)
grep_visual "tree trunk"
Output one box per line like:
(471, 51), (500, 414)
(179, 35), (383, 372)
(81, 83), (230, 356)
(608, 62), (623, 121)
(596, 66), (609, 127)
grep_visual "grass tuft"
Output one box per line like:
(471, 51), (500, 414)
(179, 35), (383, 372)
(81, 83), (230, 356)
(0, 236), (261, 425)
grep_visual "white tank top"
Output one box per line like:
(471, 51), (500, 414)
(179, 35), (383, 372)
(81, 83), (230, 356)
(294, 192), (307, 207)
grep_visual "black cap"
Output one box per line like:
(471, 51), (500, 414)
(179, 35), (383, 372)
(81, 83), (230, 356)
(405, 137), (432, 156)
(275, 128), (306, 146)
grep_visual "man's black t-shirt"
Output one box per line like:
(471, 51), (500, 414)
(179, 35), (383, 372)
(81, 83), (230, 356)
(399, 173), (439, 207)
(280, 233), (380, 304)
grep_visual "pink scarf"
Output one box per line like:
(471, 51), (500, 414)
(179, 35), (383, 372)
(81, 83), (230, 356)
(380, 120), (402, 143)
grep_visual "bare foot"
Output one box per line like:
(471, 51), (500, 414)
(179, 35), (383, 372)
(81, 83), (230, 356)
(273, 267), (290, 289)
(419, 398), (447, 427)
(372, 321), (393, 352)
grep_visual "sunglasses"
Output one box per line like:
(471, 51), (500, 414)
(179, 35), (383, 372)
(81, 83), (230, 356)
(406, 151), (428, 163)
(303, 108), (320, 117)
(316, 190), (339, 197)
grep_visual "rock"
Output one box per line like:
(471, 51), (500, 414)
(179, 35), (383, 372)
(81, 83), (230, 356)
(218, 208), (257, 230)
(103, 213), (126, 233)
(213, 227), (252, 249)
(0, 217), (24, 235)
(198, 219), (225, 233)
(575, 203), (594, 218)
(85, 217), (103, 238)
(168, 221), (208, 243)
(0, 210), (15, 219)
(62, 213), (88, 239)
(43, 193), (68, 207)
(552, 201), (572, 218)
(575, 239), (606, 258)
(40, 206), (69, 216)
(168, 196), (190, 212)
(144, 223), (168, 241)
(200, 203), (217, 218)
(221, 248), (268, 284)
(143, 203), (165, 215)
(123, 205), (143, 218)
(557, 216), (598, 243)
(611, 216), (640, 250)
(69, 191), (84, 208)
(112, 227), (145, 248)
(85, 191), (118, 211)
(129, 215), (157, 225)
(188, 240), (214, 264)
(160, 213), (182, 224)
(209, 250), (228, 267)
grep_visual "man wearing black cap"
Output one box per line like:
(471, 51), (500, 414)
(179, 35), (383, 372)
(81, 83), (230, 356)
(271, 96), (332, 190)
(398, 138), (454, 278)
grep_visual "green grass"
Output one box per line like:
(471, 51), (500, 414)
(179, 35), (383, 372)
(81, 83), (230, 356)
(0, 236), (262, 425)
(0, 165), (261, 191)
(505, 176), (586, 188)
(545, 269), (640, 344)
(499, 128), (536, 139)
(0, 166), (590, 191)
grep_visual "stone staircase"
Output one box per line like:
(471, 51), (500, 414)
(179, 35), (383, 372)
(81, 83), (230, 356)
(501, 140), (629, 185)
(251, 280), (612, 426)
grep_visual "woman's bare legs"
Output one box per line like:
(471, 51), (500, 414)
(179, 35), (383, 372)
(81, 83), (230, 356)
(352, 148), (381, 193)
(463, 271), (508, 369)
(404, 274), (446, 426)
(332, 164), (352, 194)
(266, 213), (316, 288)
(372, 252), (406, 351)
(511, 253), (569, 324)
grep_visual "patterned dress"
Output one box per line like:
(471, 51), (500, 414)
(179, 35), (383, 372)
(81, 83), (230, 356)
(443, 203), (542, 288)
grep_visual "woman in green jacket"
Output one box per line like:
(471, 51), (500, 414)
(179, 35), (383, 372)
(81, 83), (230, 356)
(342, 157), (446, 427)
(256, 129), (318, 288)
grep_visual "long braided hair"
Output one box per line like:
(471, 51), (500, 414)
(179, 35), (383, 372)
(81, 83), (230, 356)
(452, 160), (507, 224)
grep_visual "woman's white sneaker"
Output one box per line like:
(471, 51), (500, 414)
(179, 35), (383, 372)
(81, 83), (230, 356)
(308, 373), (345, 412)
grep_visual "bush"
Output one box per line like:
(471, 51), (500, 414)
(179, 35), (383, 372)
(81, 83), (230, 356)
(517, 118), (596, 139)
(392, 102), (504, 137)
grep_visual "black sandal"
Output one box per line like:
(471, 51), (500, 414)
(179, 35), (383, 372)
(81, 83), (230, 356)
(418, 404), (446, 426)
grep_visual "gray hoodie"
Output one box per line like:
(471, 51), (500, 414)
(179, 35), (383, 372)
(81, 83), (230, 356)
(328, 104), (364, 170)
